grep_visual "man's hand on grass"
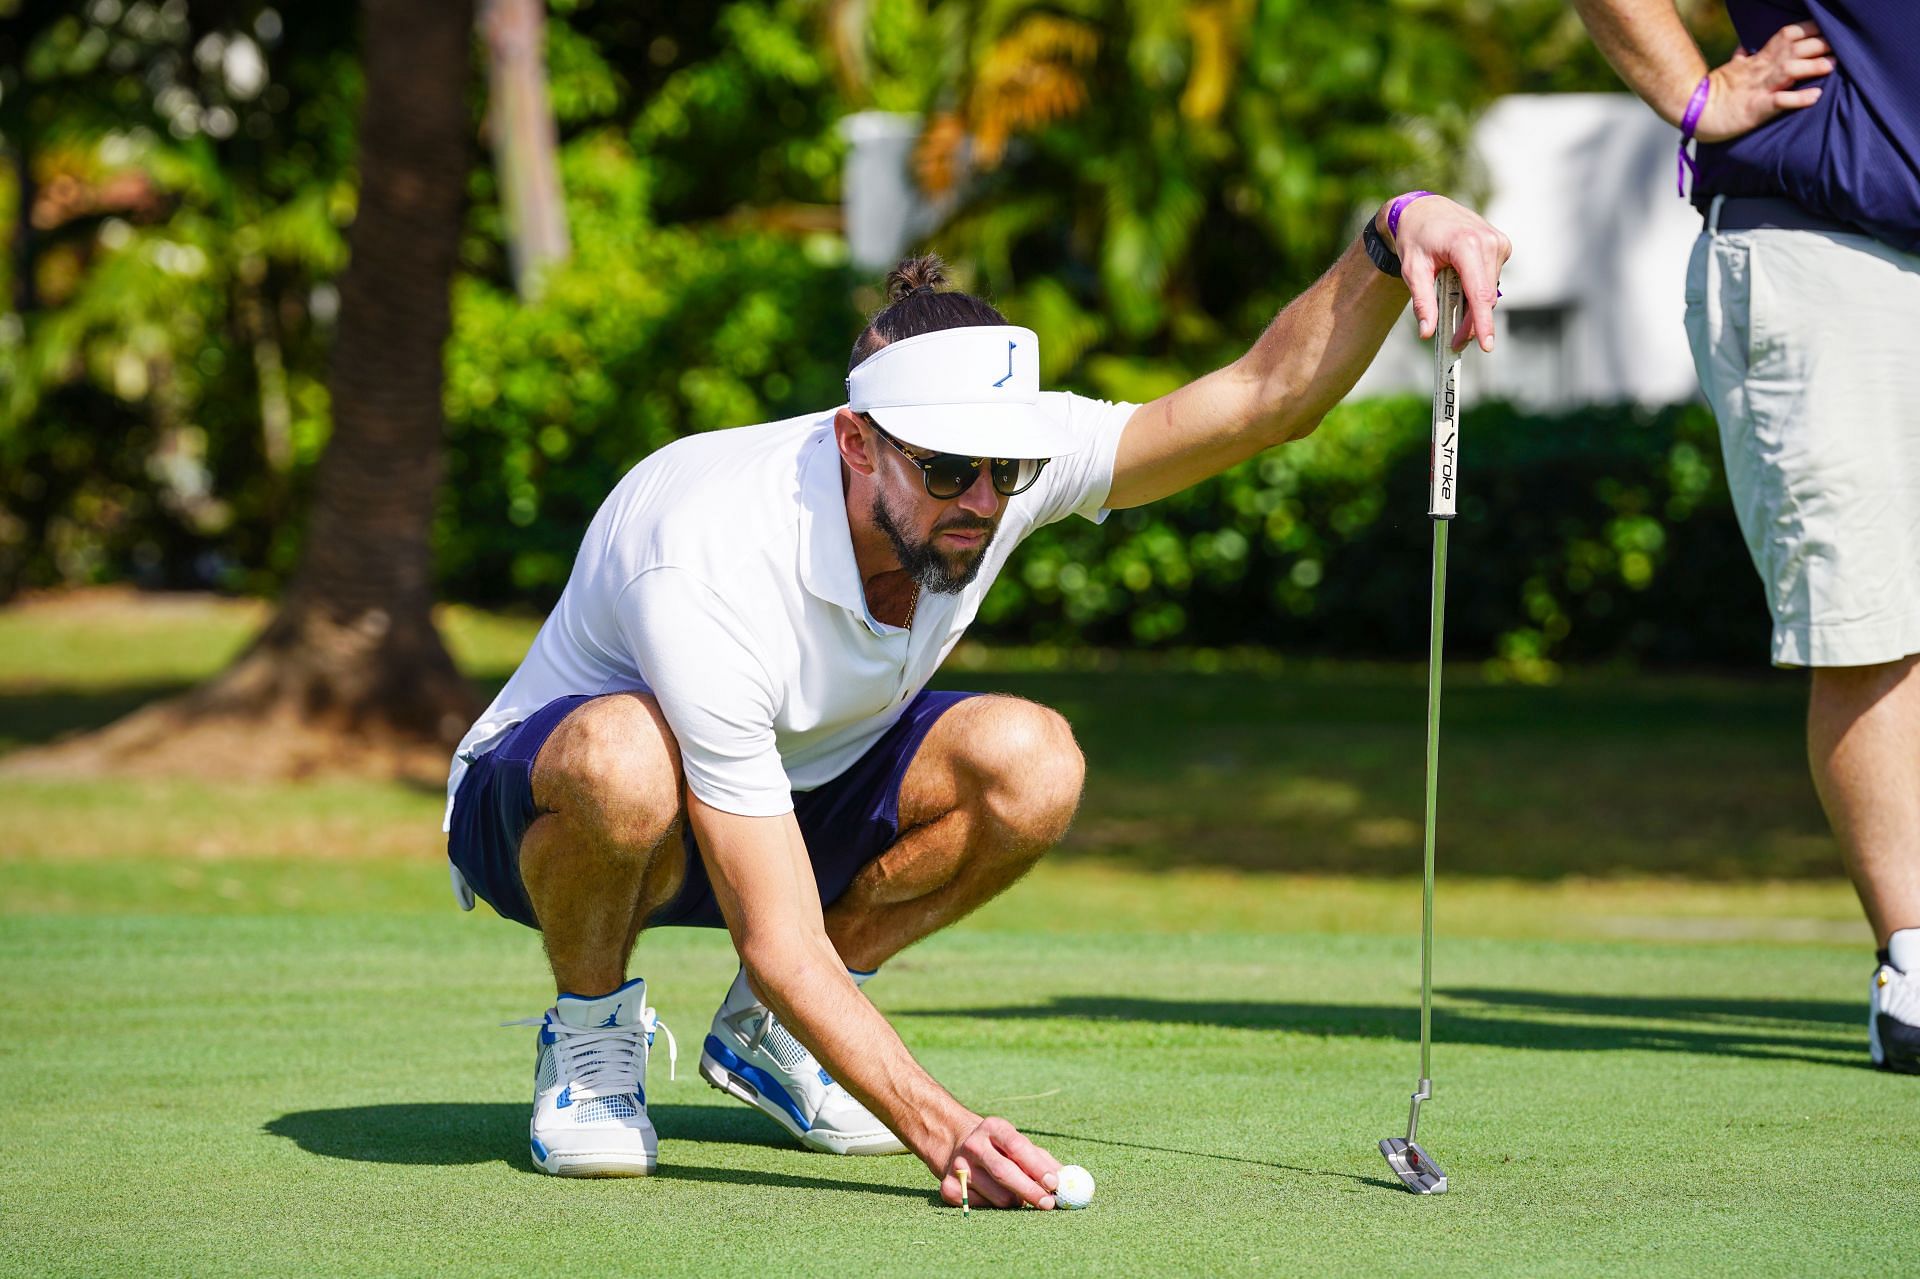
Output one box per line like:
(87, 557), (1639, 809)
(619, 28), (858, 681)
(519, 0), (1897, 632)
(936, 1115), (1062, 1210)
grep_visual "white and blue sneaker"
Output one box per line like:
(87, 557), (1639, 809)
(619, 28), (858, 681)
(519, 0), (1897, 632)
(513, 977), (677, 1176)
(698, 969), (906, 1156)
(1872, 930), (1920, 1075)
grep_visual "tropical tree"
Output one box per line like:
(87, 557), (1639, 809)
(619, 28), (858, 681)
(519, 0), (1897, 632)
(831, 0), (1729, 401)
(16, 0), (480, 778)
(0, 0), (1750, 715)
(1, 0), (359, 596)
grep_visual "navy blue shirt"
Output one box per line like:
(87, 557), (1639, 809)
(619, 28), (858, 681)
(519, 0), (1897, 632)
(1694, 1), (1920, 253)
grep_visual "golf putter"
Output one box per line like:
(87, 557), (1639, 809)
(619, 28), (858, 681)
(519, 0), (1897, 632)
(1380, 268), (1465, 1196)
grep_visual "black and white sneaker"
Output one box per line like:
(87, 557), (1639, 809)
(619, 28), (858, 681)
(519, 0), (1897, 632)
(1871, 961), (1920, 1074)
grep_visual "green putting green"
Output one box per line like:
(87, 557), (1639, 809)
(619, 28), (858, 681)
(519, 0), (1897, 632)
(0, 595), (1897, 1274)
(0, 861), (1896, 1277)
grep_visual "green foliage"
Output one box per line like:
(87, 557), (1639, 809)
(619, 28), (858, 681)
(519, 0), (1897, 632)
(852, 0), (1735, 404)
(912, 0), (1498, 382)
(977, 398), (1766, 671)
(630, 0), (843, 215)
(444, 0), (877, 600)
(2, 0), (1761, 670)
(441, 129), (860, 600)
(0, 4), (358, 595)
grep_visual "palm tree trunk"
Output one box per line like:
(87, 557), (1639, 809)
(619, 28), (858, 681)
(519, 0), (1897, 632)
(250, 0), (481, 745)
(7, 0), (482, 780)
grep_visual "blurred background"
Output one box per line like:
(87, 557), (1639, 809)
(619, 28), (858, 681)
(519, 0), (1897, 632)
(0, 0), (1851, 908)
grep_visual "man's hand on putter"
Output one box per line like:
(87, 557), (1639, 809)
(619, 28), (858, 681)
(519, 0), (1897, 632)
(1382, 195), (1511, 354)
(938, 1116), (1061, 1210)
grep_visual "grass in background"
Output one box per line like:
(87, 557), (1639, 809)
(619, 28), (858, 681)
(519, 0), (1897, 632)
(0, 589), (1836, 879)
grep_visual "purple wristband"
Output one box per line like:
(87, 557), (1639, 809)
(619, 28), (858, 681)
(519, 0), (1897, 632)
(1677, 75), (1710, 195)
(1387, 191), (1433, 242)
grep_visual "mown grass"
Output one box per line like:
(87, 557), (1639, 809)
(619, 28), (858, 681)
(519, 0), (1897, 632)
(0, 590), (1893, 1277)
(0, 906), (1897, 1277)
(0, 589), (1836, 879)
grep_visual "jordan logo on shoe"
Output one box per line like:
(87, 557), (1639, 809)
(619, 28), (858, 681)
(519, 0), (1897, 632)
(598, 1005), (622, 1028)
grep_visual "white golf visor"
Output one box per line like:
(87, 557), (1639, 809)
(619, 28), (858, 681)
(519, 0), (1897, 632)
(845, 325), (1078, 459)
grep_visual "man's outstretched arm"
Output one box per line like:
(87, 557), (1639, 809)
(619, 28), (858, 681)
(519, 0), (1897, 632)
(689, 796), (1062, 1209)
(1106, 195), (1510, 510)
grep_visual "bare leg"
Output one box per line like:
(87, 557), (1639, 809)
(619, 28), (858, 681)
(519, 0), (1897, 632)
(519, 692), (687, 997)
(1807, 655), (1920, 948)
(824, 696), (1086, 972)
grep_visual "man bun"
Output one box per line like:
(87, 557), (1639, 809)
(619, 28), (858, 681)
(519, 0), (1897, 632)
(850, 252), (1006, 373)
(885, 254), (950, 302)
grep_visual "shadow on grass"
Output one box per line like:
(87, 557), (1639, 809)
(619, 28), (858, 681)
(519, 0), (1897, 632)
(265, 1103), (520, 1167)
(0, 682), (192, 752)
(899, 989), (1864, 1069)
(1018, 1128), (1405, 1193)
(263, 1103), (932, 1200)
(0, 677), (510, 758)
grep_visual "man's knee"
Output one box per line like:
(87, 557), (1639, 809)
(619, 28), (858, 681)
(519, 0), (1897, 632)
(961, 697), (1086, 847)
(532, 693), (684, 854)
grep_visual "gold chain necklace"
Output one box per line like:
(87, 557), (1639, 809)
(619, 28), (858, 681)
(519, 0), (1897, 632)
(902, 585), (920, 630)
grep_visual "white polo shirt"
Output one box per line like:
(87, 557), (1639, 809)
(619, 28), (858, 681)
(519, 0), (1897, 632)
(445, 391), (1136, 825)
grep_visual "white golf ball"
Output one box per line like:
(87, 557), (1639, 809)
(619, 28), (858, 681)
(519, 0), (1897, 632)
(1054, 1164), (1095, 1210)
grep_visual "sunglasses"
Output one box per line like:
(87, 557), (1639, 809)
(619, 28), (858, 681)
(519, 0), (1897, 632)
(869, 420), (1047, 500)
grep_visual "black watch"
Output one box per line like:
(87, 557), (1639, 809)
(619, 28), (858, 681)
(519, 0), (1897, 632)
(1361, 216), (1401, 278)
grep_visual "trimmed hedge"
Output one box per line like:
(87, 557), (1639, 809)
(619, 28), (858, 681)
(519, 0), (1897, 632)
(970, 396), (1770, 670)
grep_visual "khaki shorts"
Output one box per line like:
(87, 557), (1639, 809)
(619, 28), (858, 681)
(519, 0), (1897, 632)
(1685, 212), (1920, 668)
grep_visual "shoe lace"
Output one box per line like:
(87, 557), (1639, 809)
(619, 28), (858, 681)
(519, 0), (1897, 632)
(504, 1005), (677, 1098)
(743, 1006), (832, 1085)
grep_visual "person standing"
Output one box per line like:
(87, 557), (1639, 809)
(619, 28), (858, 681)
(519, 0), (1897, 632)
(1573, 0), (1920, 1072)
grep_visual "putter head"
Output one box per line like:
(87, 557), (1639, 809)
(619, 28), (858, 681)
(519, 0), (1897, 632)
(1379, 1137), (1448, 1194)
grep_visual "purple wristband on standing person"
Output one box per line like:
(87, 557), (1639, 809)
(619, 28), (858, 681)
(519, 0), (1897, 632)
(1387, 191), (1433, 241)
(1677, 75), (1711, 195)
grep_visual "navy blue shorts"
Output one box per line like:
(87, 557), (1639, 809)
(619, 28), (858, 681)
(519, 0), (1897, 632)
(446, 689), (980, 931)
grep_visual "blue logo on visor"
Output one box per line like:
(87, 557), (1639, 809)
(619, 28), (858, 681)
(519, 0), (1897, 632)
(993, 341), (1016, 388)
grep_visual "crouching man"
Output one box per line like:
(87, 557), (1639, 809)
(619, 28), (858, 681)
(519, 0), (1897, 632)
(445, 196), (1509, 1205)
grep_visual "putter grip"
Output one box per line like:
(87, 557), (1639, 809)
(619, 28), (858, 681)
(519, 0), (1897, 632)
(1427, 269), (1464, 520)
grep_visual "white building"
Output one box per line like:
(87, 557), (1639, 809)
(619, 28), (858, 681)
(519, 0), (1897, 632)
(1352, 93), (1707, 409)
(840, 112), (956, 274)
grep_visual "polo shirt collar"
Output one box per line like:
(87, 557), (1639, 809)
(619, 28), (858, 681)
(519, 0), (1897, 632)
(799, 421), (874, 620)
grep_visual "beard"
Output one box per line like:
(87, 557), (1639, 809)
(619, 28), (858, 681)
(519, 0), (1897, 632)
(870, 486), (999, 594)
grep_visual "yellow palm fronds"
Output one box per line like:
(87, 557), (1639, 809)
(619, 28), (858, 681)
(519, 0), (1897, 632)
(1181, 0), (1250, 125)
(966, 14), (1098, 170)
(914, 110), (971, 196)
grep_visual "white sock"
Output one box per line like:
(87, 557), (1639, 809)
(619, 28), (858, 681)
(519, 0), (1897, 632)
(1888, 928), (1920, 974)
